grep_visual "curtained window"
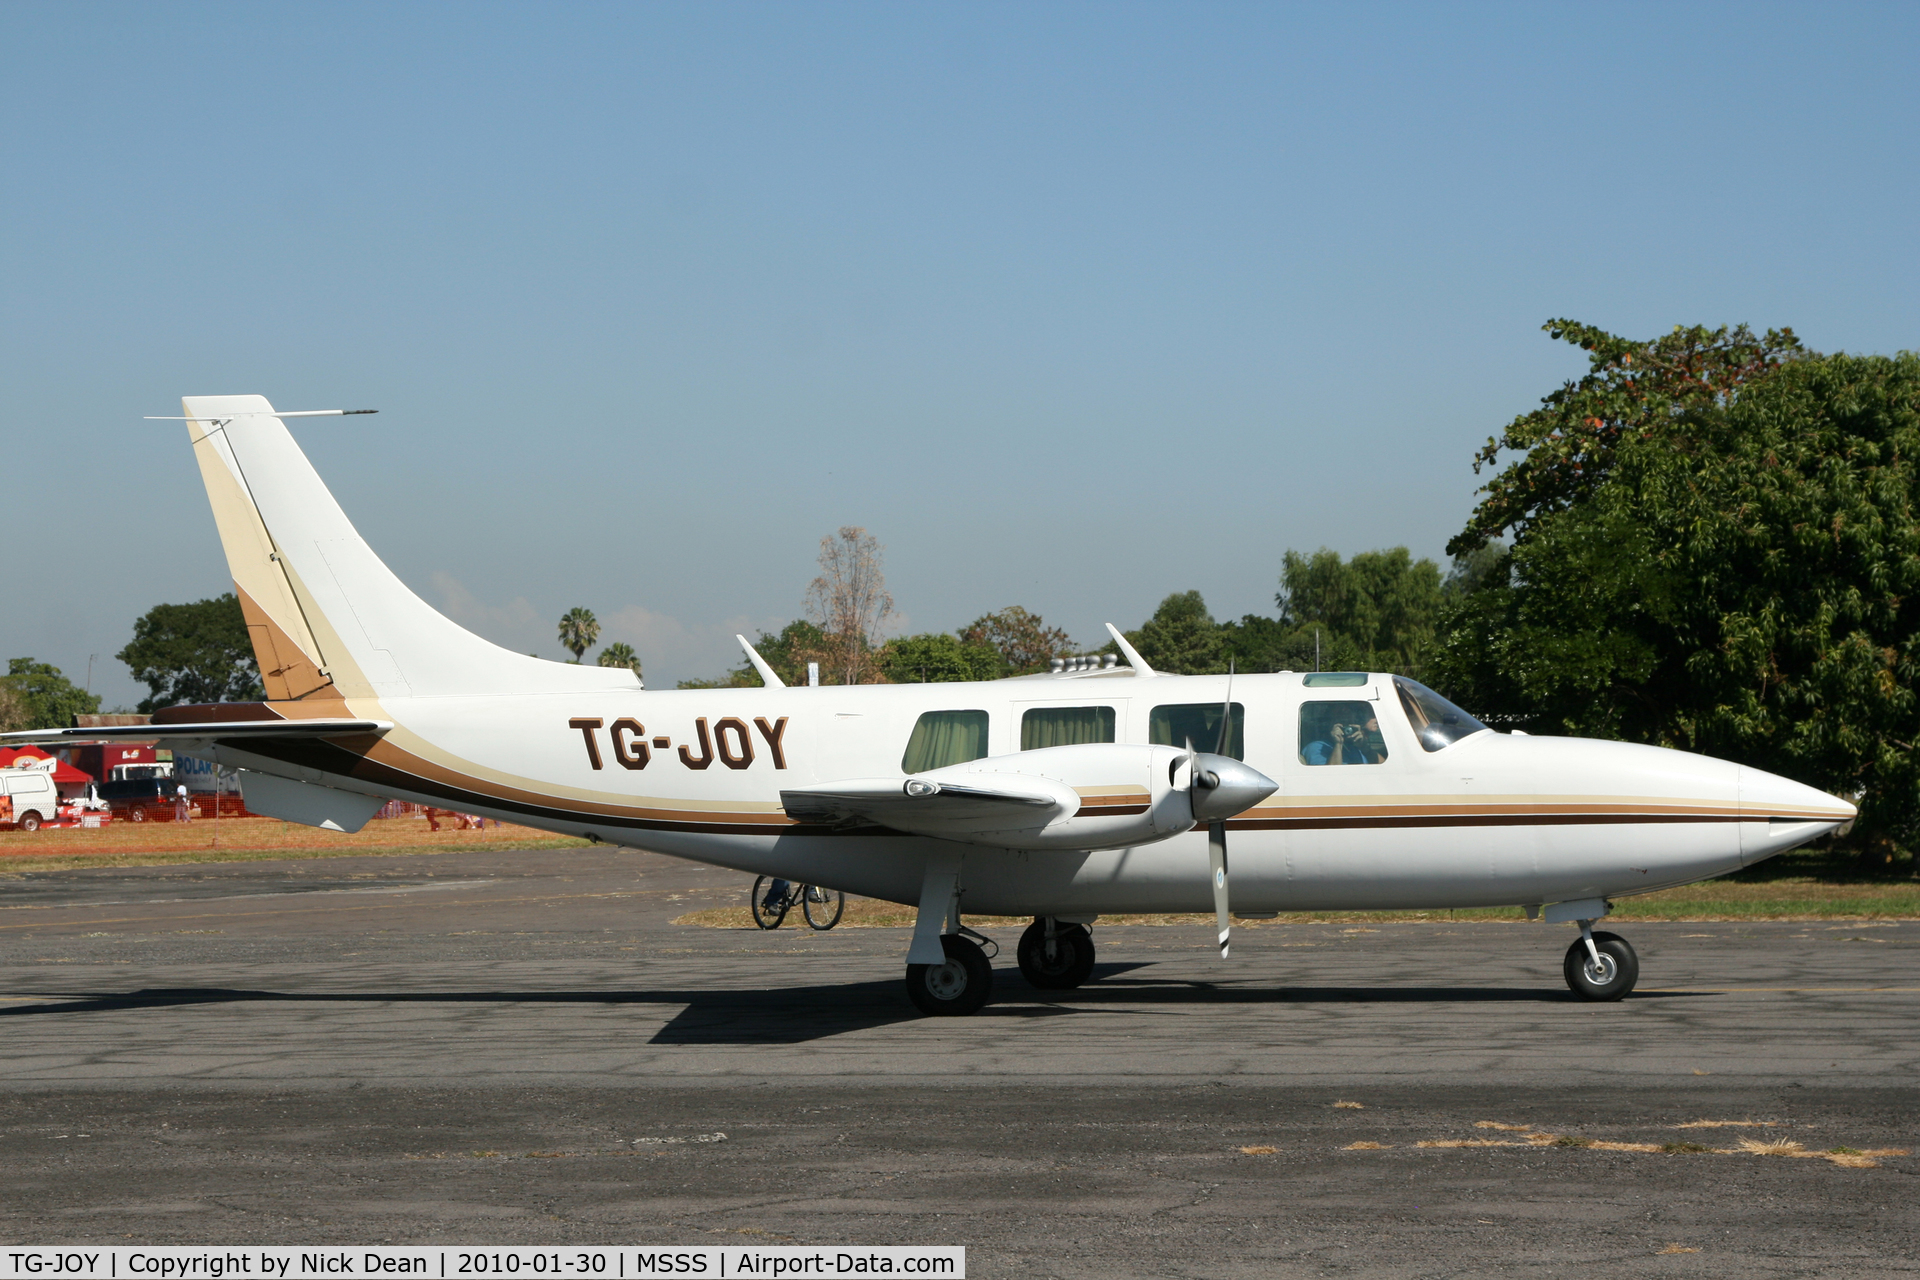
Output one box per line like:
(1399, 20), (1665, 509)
(1020, 705), (1116, 751)
(1149, 702), (1245, 760)
(901, 710), (991, 774)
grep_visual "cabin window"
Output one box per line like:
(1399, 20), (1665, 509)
(1301, 672), (1369, 687)
(901, 710), (991, 774)
(1021, 705), (1116, 751)
(1393, 677), (1489, 752)
(1298, 700), (1389, 766)
(1149, 702), (1245, 760)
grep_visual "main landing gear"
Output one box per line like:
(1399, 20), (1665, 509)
(905, 933), (995, 1016)
(904, 917), (1098, 1015)
(904, 861), (1105, 1015)
(1563, 918), (1638, 1001)
(1016, 917), (1096, 990)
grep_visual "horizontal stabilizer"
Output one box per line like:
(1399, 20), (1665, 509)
(237, 770), (386, 833)
(1, 719), (389, 746)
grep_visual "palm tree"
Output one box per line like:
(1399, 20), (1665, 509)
(557, 607), (600, 663)
(597, 641), (641, 678)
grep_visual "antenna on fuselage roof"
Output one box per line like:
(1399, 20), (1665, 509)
(736, 635), (786, 688)
(1104, 623), (1156, 677)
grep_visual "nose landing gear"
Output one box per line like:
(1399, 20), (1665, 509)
(1563, 919), (1638, 1001)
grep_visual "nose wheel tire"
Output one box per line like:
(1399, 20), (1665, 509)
(1016, 919), (1096, 990)
(905, 934), (994, 1016)
(1563, 931), (1638, 1001)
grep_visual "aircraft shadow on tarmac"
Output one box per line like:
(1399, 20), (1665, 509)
(0, 963), (1702, 1044)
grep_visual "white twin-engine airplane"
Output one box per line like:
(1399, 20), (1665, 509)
(7, 396), (1857, 1015)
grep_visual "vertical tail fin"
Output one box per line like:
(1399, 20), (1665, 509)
(183, 395), (639, 700)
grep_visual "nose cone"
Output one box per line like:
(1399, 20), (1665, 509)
(1738, 765), (1857, 864)
(1189, 753), (1279, 822)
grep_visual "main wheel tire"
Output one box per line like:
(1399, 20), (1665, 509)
(17, 813), (41, 833)
(750, 875), (788, 930)
(1563, 930), (1638, 1001)
(802, 886), (845, 930)
(905, 934), (994, 1016)
(130, 808), (147, 823)
(1016, 918), (1096, 990)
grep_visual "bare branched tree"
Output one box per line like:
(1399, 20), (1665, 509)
(805, 526), (894, 685)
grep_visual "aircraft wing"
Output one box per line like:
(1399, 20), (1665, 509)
(0, 719), (390, 746)
(781, 776), (1066, 829)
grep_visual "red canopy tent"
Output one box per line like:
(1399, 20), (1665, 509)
(0, 746), (94, 786)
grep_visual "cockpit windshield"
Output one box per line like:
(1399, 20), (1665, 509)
(1393, 678), (1489, 752)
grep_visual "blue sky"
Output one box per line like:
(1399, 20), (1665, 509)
(4, 2), (1915, 704)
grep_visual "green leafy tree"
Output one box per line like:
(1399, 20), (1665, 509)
(557, 607), (601, 663)
(958, 606), (1073, 676)
(4, 658), (103, 728)
(1278, 547), (1445, 676)
(1449, 319), (1807, 556)
(0, 677), (30, 733)
(596, 641), (642, 678)
(1443, 538), (1508, 598)
(679, 620), (832, 688)
(880, 633), (1003, 683)
(1128, 591), (1226, 674)
(1217, 613), (1364, 674)
(1435, 322), (1920, 851)
(116, 594), (264, 712)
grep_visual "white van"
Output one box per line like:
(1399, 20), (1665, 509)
(1, 770), (59, 832)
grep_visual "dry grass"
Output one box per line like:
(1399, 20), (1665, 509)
(1332, 1100), (1365, 1109)
(1676, 1119), (1780, 1129)
(1343, 1141), (1389, 1150)
(675, 877), (1920, 929)
(1655, 1245), (1701, 1255)
(1390, 1126), (1905, 1169)
(1237, 1145), (1277, 1155)
(12, 811), (1916, 923)
(1720, 1138), (1906, 1168)
(0, 815), (588, 874)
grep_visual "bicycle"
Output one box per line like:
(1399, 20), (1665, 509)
(751, 876), (845, 930)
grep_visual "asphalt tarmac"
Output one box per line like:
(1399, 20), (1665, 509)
(1, 846), (1916, 1277)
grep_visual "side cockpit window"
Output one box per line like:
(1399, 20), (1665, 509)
(1150, 702), (1245, 760)
(902, 710), (990, 773)
(1393, 678), (1489, 752)
(1299, 700), (1388, 766)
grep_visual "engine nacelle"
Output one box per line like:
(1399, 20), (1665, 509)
(780, 741), (1274, 852)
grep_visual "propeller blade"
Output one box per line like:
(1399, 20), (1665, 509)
(1210, 817), (1230, 960)
(1181, 721), (1271, 966)
(1215, 660), (1235, 755)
